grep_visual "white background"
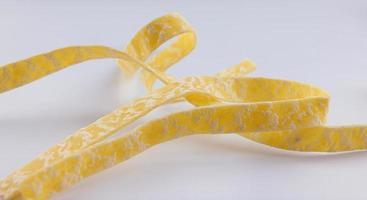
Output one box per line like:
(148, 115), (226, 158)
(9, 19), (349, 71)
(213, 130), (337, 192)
(1, 0), (367, 199)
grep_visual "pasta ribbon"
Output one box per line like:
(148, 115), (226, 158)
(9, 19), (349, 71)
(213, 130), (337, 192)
(0, 13), (364, 200)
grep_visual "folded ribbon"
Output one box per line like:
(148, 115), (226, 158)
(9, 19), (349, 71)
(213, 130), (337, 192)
(1, 13), (365, 200)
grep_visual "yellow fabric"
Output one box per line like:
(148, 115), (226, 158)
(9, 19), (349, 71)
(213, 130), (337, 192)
(0, 13), (364, 200)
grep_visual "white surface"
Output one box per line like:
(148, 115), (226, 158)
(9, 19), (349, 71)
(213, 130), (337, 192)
(1, 0), (367, 199)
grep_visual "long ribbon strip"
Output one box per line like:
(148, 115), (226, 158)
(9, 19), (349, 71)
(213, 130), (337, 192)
(0, 13), (365, 200)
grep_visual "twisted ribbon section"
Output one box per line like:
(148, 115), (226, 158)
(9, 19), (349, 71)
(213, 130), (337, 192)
(0, 13), (365, 200)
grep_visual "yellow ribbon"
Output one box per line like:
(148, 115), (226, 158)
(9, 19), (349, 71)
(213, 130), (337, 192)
(0, 13), (365, 200)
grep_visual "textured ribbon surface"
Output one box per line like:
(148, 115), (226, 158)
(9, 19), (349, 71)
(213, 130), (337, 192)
(1, 13), (366, 200)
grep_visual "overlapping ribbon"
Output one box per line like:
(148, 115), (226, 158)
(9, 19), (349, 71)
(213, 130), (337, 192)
(1, 13), (366, 200)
